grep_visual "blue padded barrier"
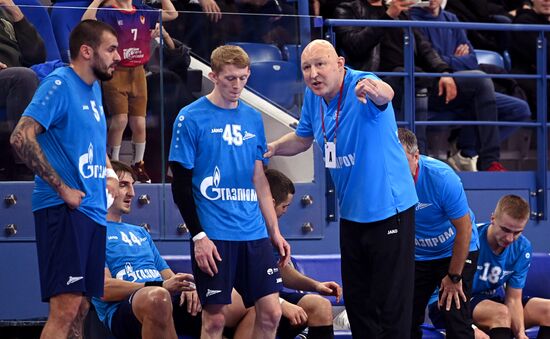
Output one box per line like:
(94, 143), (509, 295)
(14, 0), (61, 61)
(292, 254), (343, 306)
(474, 49), (505, 69)
(524, 253), (550, 299)
(228, 42), (283, 62)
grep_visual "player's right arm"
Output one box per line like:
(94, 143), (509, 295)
(81, 0), (104, 21)
(170, 162), (221, 277)
(10, 117), (84, 208)
(505, 287), (529, 339)
(264, 132), (313, 158)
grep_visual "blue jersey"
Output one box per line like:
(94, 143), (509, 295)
(414, 156), (479, 260)
(295, 68), (417, 222)
(473, 223), (532, 295)
(169, 97), (269, 241)
(23, 67), (107, 225)
(92, 221), (170, 329)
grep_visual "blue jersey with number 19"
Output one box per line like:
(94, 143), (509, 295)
(472, 223), (532, 295)
(22, 67), (107, 225)
(169, 97), (269, 241)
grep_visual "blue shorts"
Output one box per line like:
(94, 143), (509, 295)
(428, 290), (533, 329)
(110, 290), (202, 338)
(34, 204), (106, 302)
(191, 238), (282, 307)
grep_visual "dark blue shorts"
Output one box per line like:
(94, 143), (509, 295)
(428, 290), (533, 329)
(278, 291), (307, 339)
(191, 238), (282, 307)
(34, 204), (106, 302)
(110, 290), (202, 338)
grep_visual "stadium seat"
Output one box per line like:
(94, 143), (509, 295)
(474, 49), (505, 69)
(14, 0), (61, 62)
(247, 61), (303, 111)
(50, 1), (89, 62)
(228, 42), (283, 62)
(283, 44), (302, 64)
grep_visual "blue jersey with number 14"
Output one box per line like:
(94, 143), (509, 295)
(92, 221), (169, 329)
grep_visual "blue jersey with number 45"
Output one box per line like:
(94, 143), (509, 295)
(169, 97), (268, 241)
(473, 223), (532, 295)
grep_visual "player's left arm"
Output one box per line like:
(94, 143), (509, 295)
(253, 160), (290, 266)
(159, 0), (178, 21)
(281, 264), (342, 302)
(439, 213), (472, 310)
(505, 287), (528, 339)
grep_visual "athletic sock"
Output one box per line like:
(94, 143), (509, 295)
(307, 325), (334, 339)
(109, 145), (121, 161)
(132, 142), (146, 165)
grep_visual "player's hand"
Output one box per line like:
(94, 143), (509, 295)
(355, 78), (393, 105)
(281, 301), (308, 326)
(454, 43), (470, 57)
(263, 143), (276, 158)
(106, 176), (119, 200)
(58, 184), (85, 209)
(438, 275), (467, 311)
(162, 273), (195, 293)
(438, 76), (457, 104)
(199, 0), (222, 22)
(179, 290), (202, 316)
(272, 232), (291, 267)
(0, 62), (6, 70)
(315, 281), (342, 303)
(194, 235), (222, 276)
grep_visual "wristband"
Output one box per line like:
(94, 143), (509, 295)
(192, 231), (207, 242)
(144, 280), (163, 287)
(106, 168), (118, 181)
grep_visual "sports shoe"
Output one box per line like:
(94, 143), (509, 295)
(485, 161), (507, 172)
(132, 161), (152, 183)
(447, 151), (478, 172)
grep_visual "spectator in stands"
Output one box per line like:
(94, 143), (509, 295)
(430, 195), (550, 339)
(0, 0), (45, 180)
(334, 0), (507, 172)
(94, 160), (248, 339)
(511, 0), (550, 118)
(82, 0), (178, 183)
(265, 39), (418, 338)
(232, 168), (341, 339)
(169, 45), (290, 339)
(9, 20), (120, 338)
(409, 0), (531, 172)
(398, 128), (479, 339)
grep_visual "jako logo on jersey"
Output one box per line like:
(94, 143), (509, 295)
(199, 166), (258, 201)
(79, 143), (106, 179)
(415, 227), (455, 248)
(115, 262), (161, 282)
(416, 202), (433, 211)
